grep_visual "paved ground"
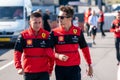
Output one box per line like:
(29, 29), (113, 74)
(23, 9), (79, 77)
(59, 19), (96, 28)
(81, 32), (118, 80)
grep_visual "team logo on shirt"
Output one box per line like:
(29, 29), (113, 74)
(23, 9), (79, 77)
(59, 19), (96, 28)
(58, 36), (64, 42)
(27, 39), (32, 45)
(42, 33), (46, 38)
(73, 29), (77, 34)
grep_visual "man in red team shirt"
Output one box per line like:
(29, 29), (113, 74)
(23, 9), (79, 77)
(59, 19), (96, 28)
(14, 11), (68, 80)
(84, 7), (92, 36)
(98, 8), (106, 37)
(50, 5), (93, 80)
(110, 11), (120, 80)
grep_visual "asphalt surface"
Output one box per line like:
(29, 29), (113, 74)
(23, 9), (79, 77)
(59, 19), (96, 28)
(0, 32), (118, 80)
(81, 32), (118, 80)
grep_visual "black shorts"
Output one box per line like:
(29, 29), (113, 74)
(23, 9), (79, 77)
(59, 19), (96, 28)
(91, 27), (97, 36)
(55, 65), (81, 80)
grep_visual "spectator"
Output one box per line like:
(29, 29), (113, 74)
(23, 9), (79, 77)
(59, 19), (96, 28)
(50, 5), (93, 80)
(13, 9), (23, 19)
(110, 11), (120, 80)
(43, 9), (52, 32)
(98, 8), (106, 37)
(88, 10), (98, 45)
(84, 7), (92, 36)
(73, 16), (79, 27)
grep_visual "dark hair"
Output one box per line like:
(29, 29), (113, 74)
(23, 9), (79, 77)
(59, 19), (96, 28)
(30, 12), (42, 18)
(88, 7), (91, 10)
(59, 5), (74, 18)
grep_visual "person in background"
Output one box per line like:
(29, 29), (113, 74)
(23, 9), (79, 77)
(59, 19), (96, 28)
(13, 9), (23, 19)
(14, 11), (68, 80)
(84, 7), (92, 36)
(73, 16), (79, 27)
(43, 9), (52, 32)
(110, 11), (120, 80)
(98, 8), (106, 37)
(88, 10), (98, 45)
(50, 5), (93, 80)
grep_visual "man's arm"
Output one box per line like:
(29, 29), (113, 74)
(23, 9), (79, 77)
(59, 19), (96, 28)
(14, 34), (24, 75)
(110, 20), (117, 32)
(78, 30), (93, 76)
(47, 19), (52, 28)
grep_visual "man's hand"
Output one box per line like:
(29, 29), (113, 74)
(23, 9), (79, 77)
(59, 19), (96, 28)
(17, 68), (24, 75)
(86, 65), (93, 77)
(115, 28), (120, 32)
(55, 53), (69, 61)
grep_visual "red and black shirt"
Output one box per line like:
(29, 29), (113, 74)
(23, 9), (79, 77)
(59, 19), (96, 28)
(98, 11), (104, 22)
(110, 19), (120, 38)
(50, 25), (92, 66)
(14, 27), (54, 73)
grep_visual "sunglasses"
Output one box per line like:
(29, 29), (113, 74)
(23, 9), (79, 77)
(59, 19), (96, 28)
(32, 9), (42, 13)
(57, 16), (70, 19)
